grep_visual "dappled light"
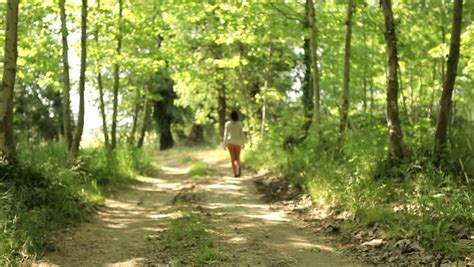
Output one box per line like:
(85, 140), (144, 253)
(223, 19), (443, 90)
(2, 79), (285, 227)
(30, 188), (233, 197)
(31, 148), (361, 266)
(245, 211), (290, 222)
(2, 0), (472, 265)
(287, 237), (337, 252)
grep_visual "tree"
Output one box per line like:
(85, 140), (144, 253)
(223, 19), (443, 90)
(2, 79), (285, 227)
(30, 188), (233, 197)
(59, 0), (73, 151)
(217, 84), (227, 140)
(129, 85), (141, 145)
(94, 0), (110, 148)
(137, 97), (151, 149)
(306, 0), (321, 128)
(111, 0), (123, 150)
(0, 0), (19, 160)
(381, 0), (407, 160)
(70, 0), (88, 159)
(338, 0), (355, 150)
(152, 71), (175, 151)
(434, 0), (464, 162)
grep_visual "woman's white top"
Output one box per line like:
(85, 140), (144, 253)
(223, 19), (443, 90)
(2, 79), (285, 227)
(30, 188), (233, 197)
(223, 120), (245, 147)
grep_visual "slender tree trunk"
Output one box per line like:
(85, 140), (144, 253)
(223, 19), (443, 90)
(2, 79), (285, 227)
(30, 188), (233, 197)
(381, 0), (407, 160)
(111, 0), (123, 150)
(434, 0), (463, 162)
(137, 97), (150, 149)
(302, 38), (313, 123)
(129, 86), (141, 145)
(97, 73), (109, 145)
(95, 0), (109, 148)
(306, 0), (321, 128)
(417, 64), (424, 120)
(301, 5), (313, 134)
(261, 80), (267, 137)
(370, 77), (374, 117)
(363, 69), (367, 113)
(409, 69), (415, 120)
(428, 59), (437, 119)
(338, 0), (355, 149)
(398, 65), (410, 123)
(59, 0), (73, 151)
(261, 43), (272, 138)
(70, 0), (88, 159)
(0, 0), (19, 160)
(218, 85), (226, 140)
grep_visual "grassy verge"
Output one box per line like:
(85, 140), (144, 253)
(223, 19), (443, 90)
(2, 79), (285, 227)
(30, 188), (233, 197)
(245, 121), (473, 259)
(0, 142), (155, 264)
(153, 211), (226, 265)
(188, 159), (214, 179)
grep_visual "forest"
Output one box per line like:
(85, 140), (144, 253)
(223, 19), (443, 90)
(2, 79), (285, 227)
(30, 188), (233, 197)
(0, 0), (473, 265)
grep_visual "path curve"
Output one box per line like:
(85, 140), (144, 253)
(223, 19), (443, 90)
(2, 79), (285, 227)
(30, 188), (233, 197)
(34, 148), (361, 266)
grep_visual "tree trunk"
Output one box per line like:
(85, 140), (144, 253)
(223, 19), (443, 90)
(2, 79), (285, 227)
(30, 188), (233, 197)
(154, 99), (174, 151)
(218, 85), (226, 140)
(187, 124), (205, 145)
(434, 0), (463, 162)
(111, 0), (123, 150)
(398, 65), (410, 124)
(302, 37), (313, 122)
(428, 59), (436, 119)
(59, 0), (73, 151)
(381, 0), (407, 160)
(0, 0), (19, 160)
(95, 0), (109, 148)
(129, 86), (141, 145)
(338, 0), (355, 149)
(70, 0), (88, 159)
(261, 43), (272, 138)
(306, 0), (321, 128)
(370, 80), (376, 119)
(363, 69), (367, 113)
(137, 97), (151, 149)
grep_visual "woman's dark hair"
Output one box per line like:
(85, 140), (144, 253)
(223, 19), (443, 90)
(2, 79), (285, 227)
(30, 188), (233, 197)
(230, 110), (239, 121)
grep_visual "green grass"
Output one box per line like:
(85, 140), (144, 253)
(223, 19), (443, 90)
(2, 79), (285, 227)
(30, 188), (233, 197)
(178, 154), (196, 164)
(245, 121), (474, 258)
(159, 212), (226, 265)
(0, 142), (155, 264)
(188, 160), (213, 178)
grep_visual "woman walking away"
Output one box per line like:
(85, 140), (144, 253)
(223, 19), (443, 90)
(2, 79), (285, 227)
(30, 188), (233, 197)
(223, 110), (245, 177)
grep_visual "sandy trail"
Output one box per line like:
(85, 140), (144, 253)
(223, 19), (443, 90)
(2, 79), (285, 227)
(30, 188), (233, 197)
(35, 148), (360, 266)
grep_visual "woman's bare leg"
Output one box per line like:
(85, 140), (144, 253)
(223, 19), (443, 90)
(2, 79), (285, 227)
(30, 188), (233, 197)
(235, 146), (241, 176)
(227, 144), (237, 176)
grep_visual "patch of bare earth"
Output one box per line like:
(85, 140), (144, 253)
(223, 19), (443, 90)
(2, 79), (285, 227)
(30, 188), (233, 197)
(33, 149), (363, 266)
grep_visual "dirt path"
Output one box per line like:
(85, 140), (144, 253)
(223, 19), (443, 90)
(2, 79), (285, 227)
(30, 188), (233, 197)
(35, 148), (361, 266)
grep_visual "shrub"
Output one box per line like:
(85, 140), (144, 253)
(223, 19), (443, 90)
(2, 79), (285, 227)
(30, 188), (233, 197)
(0, 142), (155, 263)
(245, 122), (474, 257)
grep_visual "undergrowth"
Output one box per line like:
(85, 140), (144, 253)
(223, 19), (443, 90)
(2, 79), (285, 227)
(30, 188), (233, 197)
(0, 142), (154, 264)
(188, 160), (213, 178)
(157, 212), (226, 265)
(245, 119), (474, 258)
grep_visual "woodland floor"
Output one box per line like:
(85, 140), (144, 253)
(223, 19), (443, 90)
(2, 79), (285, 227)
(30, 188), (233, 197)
(32, 148), (363, 266)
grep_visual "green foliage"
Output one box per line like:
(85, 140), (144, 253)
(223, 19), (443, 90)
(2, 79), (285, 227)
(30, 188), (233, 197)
(81, 145), (155, 186)
(0, 143), (154, 263)
(246, 121), (474, 257)
(188, 160), (213, 179)
(160, 213), (226, 265)
(0, 143), (100, 264)
(354, 206), (395, 228)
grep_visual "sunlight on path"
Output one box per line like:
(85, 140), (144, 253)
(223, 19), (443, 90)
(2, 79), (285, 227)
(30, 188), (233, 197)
(34, 147), (360, 266)
(193, 150), (361, 266)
